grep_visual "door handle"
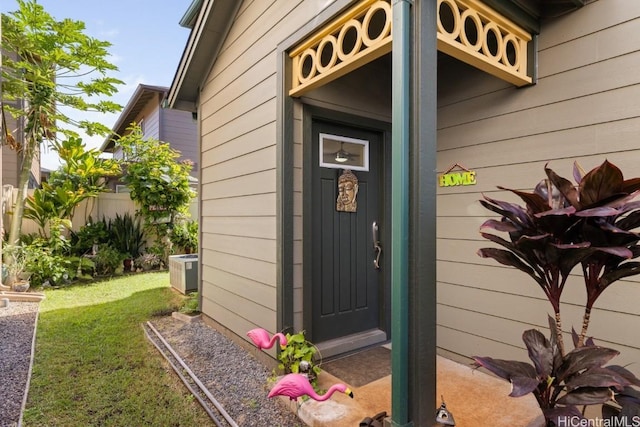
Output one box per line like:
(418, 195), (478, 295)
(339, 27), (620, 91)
(372, 221), (381, 269)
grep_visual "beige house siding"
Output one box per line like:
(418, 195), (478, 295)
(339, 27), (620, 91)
(436, 0), (640, 373)
(198, 0), (343, 340)
(292, 101), (304, 331)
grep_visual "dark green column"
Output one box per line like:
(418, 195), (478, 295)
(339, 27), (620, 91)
(409, 0), (438, 426)
(390, 0), (412, 425)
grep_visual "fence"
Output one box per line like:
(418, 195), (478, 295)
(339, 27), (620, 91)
(3, 189), (198, 236)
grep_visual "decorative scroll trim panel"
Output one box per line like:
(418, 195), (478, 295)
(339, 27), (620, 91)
(288, 0), (533, 97)
(437, 0), (532, 86)
(289, 0), (392, 97)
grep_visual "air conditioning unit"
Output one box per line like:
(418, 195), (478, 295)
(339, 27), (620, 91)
(168, 254), (198, 294)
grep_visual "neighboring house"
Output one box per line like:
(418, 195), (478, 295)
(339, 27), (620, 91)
(168, 0), (640, 422)
(2, 100), (41, 190)
(2, 96), (41, 239)
(101, 84), (198, 192)
(2, 48), (42, 191)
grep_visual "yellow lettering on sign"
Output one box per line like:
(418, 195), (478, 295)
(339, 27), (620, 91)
(438, 171), (477, 187)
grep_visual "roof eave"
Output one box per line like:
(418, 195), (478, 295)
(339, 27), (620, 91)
(481, 0), (587, 34)
(168, 0), (241, 112)
(179, 0), (204, 28)
(100, 84), (168, 152)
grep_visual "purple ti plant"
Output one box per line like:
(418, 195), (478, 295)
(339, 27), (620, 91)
(474, 160), (640, 425)
(478, 160), (640, 354)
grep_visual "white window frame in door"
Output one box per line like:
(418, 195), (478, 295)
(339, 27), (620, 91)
(319, 133), (369, 171)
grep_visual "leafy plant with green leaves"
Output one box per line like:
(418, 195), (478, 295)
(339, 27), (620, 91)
(116, 124), (195, 242)
(93, 245), (125, 276)
(25, 246), (69, 287)
(277, 331), (322, 387)
(49, 137), (121, 220)
(2, 243), (37, 285)
(22, 138), (120, 237)
(474, 160), (640, 425)
(179, 292), (200, 315)
(170, 218), (198, 254)
(1, 0), (122, 244)
(110, 213), (145, 259)
(135, 253), (161, 271)
(23, 182), (77, 238)
(70, 217), (111, 256)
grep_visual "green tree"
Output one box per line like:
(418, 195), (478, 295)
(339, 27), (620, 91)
(49, 137), (121, 220)
(23, 137), (119, 237)
(1, 0), (122, 244)
(117, 124), (195, 247)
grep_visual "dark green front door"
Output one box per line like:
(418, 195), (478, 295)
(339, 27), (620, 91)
(311, 119), (385, 343)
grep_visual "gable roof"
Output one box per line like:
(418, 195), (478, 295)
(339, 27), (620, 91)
(168, 0), (241, 112)
(100, 84), (168, 152)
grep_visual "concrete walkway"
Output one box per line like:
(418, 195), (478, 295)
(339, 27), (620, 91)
(276, 354), (545, 427)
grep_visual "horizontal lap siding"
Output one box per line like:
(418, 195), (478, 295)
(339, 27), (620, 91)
(437, 0), (640, 373)
(160, 109), (198, 173)
(198, 0), (337, 342)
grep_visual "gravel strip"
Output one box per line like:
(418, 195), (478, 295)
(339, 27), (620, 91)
(151, 316), (304, 427)
(0, 301), (39, 427)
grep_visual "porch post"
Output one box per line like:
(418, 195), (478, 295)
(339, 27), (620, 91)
(409, 0), (438, 425)
(390, 0), (411, 426)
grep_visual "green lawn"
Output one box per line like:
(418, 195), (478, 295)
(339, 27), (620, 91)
(23, 272), (214, 426)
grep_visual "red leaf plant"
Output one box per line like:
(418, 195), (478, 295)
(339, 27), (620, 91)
(474, 160), (640, 426)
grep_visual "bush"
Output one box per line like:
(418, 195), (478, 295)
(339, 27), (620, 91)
(179, 292), (199, 314)
(110, 213), (145, 259)
(26, 249), (68, 287)
(277, 331), (322, 387)
(93, 245), (125, 276)
(170, 219), (198, 254)
(135, 253), (161, 271)
(71, 218), (110, 256)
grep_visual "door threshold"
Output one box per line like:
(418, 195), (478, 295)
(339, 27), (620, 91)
(316, 329), (387, 359)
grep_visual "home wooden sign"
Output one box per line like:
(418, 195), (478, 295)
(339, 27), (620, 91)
(439, 163), (477, 187)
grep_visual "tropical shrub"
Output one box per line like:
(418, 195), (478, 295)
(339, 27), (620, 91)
(473, 160), (640, 425)
(93, 245), (125, 276)
(170, 219), (198, 254)
(116, 124), (195, 244)
(110, 213), (145, 259)
(1, 0), (123, 244)
(71, 218), (111, 256)
(179, 292), (200, 314)
(277, 331), (322, 387)
(135, 253), (162, 271)
(26, 249), (68, 287)
(2, 244), (37, 285)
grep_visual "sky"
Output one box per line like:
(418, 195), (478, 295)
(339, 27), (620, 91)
(0, 0), (193, 169)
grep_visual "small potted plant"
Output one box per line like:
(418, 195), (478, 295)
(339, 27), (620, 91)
(3, 244), (34, 292)
(135, 253), (161, 271)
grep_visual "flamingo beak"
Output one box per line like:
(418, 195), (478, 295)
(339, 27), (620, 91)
(280, 344), (287, 350)
(345, 388), (354, 398)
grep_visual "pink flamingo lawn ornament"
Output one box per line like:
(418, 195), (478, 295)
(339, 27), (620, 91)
(246, 328), (288, 350)
(268, 373), (354, 402)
